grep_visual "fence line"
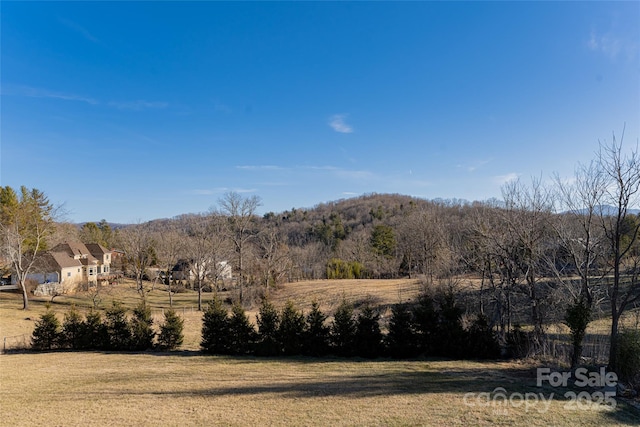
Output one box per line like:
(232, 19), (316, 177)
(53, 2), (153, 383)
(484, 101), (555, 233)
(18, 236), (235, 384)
(2, 334), (29, 352)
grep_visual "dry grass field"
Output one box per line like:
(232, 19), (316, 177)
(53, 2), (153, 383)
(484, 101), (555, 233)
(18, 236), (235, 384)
(1, 279), (640, 426)
(2, 353), (640, 426)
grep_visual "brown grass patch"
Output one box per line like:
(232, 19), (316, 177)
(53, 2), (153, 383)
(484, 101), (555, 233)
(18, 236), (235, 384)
(1, 353), (638, 426)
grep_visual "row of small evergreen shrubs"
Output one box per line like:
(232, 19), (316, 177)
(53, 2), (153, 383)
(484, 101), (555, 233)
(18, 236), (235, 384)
(201, 290), (501, 359)
(31, 302), (184, 351)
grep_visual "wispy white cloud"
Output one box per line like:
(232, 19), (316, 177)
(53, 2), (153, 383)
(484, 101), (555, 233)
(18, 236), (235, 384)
(4, 85), (169, 112)
(58, 17), (100, 43)
(493, 172), (520, 185)
(328, 114), (353, 133)
(107, 100), (169, 110)
(187, 187), (231, 196)
(236, 165), (285, 171)
(304, 165), (339, 171)
(342, 192), (359, 196)
(234, 188), (258, 194)
(457, 159), (491, 173)
(6, 85), (99, 105)
(588, 29), (638, 61)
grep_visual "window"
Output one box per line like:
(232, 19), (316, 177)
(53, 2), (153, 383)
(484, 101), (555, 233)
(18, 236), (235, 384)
(67, 272), (71, 277)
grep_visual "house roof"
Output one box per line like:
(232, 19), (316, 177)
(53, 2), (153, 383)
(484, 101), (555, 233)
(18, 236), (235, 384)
(51, 242), (90, 258)
(51, 251), (82, 268)
(85, 243), (111, 256)
(38, 252), (82, 270)
(38, 242), (110, 271)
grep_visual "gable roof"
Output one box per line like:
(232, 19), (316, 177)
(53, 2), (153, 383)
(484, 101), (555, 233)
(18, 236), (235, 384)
(51, 242), (90, 258)
(37, 242), (111, 272)
(37, 251), (82, 271)
(85, 243), (111, 258)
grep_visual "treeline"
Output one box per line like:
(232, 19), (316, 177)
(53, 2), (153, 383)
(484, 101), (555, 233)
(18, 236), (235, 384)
(28, 293), (640, 390)
(201, 290), (501, 360)
(5, 136), (640, 375)
(31, 302), (184, 352)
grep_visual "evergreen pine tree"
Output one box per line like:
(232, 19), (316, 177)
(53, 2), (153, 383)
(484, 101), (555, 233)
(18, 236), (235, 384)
(331, 298), (356, 356)
(105, 301), (132, 351)
(277, 300), (305, 356)
(386, 303), (417, 358)
(32, 305), (61, 351)
(435, 290), (467, 358)
(256, 299), (280, 356)
(158, 308), (184, 350)
(304, 300), (330, 356)
(468, 314), (501, 359)
(413, 293), (438, 356)
(60, 305), (84, 350)
(355, 304), (383, 358)
(227, 302), (256, 355)
(130, 302), (155, 351)
(81, 309), (109, 350)
(201, 297), (230, 354)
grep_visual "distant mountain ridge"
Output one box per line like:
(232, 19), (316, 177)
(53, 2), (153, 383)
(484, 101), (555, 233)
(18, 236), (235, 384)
(568, 205), (640, 216)
(77, 196), (640, 226)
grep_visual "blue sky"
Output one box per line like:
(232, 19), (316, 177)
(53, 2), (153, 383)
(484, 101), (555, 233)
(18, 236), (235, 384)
(1, 2), (639, 223)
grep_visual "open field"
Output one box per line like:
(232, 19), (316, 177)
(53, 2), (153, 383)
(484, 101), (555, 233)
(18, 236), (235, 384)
(2, 352), (639, 426)
(1, 279), (640, 425)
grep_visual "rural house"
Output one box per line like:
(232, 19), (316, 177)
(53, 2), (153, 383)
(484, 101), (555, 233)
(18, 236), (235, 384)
(13, 242), (114, 293)
(171, 259), (233, 282)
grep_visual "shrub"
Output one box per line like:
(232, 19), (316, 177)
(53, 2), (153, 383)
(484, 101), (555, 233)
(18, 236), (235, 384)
(105, 301), (131, 351)
(615, 329), (640, 389)
(32, 305), (60, 351)
(354, 304), (383, 358)
(467, 314), (501, 359)
(326, 259), (367, 279)
(304, 301), (330, 356)
(436, 291), (467, 358)
(81, 309), (109, 350)
(158, 308), (184, 350)
(277, 300), (305, 356)
(331, 298), (356, 356)
(505, 325), (532, 359)
(201, 297), (230, 354)
(386, 303), (417, 358)
(227, 302), (256, 355)
(130, 302), (155, 351)
(60, 305), (84, 350)
(255, 299), (280, 356)
(412, 294), (438, 356)
(565, 298), (592, 368)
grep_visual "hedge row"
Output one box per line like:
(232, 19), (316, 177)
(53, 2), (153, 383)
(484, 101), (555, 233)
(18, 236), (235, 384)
(201, 291), (501, 359)
(31, 302), (184, 351)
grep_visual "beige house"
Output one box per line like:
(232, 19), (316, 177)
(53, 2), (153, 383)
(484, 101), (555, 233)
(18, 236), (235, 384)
(24, 242), (113, 290)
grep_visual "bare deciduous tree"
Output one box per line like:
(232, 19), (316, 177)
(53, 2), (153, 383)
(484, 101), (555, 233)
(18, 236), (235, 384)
(118, 222), (156, 301)
(256, 223), (291, 296)
(595, 132), (640, 371)
(218, 191), (261, 303)
(501, 177), (554, 353)
(153, 221), (186, 307)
